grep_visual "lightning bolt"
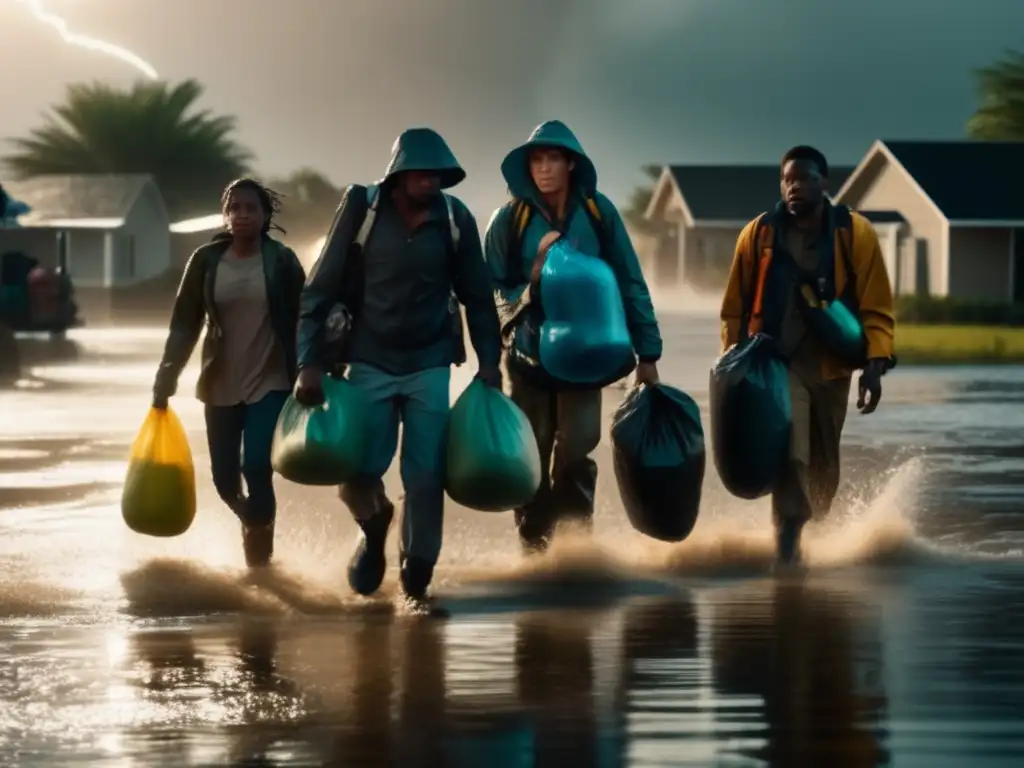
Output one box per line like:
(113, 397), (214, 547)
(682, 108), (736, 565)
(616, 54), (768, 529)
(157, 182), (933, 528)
(11, 0), (159, 80)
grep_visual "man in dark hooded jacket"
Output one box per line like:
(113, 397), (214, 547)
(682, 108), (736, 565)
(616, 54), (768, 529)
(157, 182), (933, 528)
(484, 120), (663, 553)
(295, 128), (502, 602)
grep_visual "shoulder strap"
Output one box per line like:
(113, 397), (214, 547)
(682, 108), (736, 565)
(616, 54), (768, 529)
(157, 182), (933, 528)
(584, 196), (603, 225)
(442, 193), (461, 251)
(740, 213), (771, 336)
(353, 184), (380, 248)
(504, 198), (532, 286)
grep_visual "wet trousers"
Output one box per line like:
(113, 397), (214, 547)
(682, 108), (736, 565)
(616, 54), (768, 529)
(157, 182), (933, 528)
(508, 366), (602, 545)
(204, 389), (290, 527)
(771, 370), (851, 525)
(339, 363), (450, 567)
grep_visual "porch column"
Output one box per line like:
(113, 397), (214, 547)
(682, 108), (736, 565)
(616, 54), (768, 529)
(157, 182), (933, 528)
(676, 223), (687, 286)
(103, 231), (115, 288)
(1010, 228), (1017, 303)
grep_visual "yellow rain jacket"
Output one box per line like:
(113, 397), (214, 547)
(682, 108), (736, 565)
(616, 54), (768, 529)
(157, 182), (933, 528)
(720, 204), (895, 381)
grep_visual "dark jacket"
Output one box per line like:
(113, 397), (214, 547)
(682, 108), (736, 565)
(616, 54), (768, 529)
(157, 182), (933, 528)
(154, 237), (306, 403)
(484, 120), (663, 363)
(297, 127), (502, 374)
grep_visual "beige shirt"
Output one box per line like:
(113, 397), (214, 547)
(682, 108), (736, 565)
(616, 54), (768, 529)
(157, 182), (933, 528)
(779, 225), (825, 385)
(207, 250), (291, 406)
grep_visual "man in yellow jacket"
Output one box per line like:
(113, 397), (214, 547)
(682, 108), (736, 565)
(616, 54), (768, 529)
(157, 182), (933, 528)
(720, 145), (895, 565)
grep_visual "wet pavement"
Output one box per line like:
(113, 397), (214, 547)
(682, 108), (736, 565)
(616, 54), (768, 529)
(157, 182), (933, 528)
(2, 313), (1024, 767)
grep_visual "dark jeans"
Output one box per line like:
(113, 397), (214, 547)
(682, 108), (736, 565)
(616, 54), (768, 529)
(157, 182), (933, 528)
(204, 390), (289, 527)
(507, 366), (602, 544)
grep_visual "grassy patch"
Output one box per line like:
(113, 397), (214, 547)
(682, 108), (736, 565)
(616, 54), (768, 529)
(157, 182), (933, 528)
(897, 324), (1024, 364)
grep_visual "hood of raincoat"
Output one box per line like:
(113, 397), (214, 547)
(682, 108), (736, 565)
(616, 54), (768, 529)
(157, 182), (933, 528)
(500, 120), (598, 200)
(380, 127), (466, 189)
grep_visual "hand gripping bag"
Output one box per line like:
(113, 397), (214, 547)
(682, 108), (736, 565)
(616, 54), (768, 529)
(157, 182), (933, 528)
(709, 334), (791, 499)
(121, 407), (197, 537)
(446, 379), (542, 511)
(611, 384), (705, 542)
(271, 375), (367, 486)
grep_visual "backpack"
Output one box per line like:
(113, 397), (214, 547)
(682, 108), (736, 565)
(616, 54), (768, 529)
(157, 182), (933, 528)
(325, 184), (466, 367)
(504, 195), (610, 285)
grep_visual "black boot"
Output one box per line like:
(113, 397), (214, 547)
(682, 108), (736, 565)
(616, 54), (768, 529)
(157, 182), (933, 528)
(399, 553), (434, 602)
(775, 518), (805, 567)
(347, 502), (394, 596)
(515, 488), (556, 555)
(242, 521), (274, 568)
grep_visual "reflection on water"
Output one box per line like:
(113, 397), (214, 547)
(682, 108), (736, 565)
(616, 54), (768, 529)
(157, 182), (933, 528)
(3, 321), (1024, 765)
(710, 581), (889, 766)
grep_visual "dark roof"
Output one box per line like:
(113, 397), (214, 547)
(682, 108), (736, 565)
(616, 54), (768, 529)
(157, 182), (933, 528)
(860, 210), (905, 224)
(882, 140), (1024, 221)
(668, 164), (854, 222)
(0, 174), (152, 223)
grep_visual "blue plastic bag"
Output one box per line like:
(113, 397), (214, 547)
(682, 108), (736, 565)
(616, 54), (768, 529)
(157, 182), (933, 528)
(508, 239), (635, 390)
(709, 334), (791, 499)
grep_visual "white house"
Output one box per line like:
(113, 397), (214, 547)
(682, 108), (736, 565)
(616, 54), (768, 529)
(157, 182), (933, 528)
(1, 174), (171, 289)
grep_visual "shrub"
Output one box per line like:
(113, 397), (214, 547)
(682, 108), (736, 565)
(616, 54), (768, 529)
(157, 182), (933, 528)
(894, 296), (1024, 326)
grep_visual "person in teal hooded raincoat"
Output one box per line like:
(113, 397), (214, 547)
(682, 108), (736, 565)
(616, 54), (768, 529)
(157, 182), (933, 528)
(484, 120), (663, 552)
(295, 128), (503, 602)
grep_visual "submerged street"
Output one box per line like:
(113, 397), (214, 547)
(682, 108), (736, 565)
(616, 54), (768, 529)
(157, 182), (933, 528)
(3, 312), (1024, 766)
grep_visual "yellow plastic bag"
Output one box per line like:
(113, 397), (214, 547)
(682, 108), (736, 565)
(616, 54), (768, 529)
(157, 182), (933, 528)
(121, 407), (197, 537)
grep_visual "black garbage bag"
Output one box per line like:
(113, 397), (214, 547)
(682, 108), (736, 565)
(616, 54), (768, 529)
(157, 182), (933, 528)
(709, 334), (791, 500)
(611, 383), (705, 542)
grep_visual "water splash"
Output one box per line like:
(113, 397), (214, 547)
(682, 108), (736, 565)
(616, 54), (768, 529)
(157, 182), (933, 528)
(10, 0), (159, 80)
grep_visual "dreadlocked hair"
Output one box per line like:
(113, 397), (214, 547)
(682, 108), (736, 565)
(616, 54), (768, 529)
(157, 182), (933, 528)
(221, 177), (287, 236)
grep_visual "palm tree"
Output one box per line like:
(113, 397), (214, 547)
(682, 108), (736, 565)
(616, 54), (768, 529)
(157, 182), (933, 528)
(3, 79), (252, 219)
(620, 164), (664, 234)
(967, 49), (1024, 140)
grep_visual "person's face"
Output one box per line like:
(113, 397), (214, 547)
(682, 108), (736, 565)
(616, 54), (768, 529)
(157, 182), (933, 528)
(781, 159), (827, 217)
(529, 148), (574, 195)
(223, 186), (265, 238)
(400, 171), (441, 205)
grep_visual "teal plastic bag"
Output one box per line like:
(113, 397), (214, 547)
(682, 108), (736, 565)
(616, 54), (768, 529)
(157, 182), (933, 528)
(446, 379), (542, 512)
(797, 284), (867, 367)
(271, 375), (366, 486)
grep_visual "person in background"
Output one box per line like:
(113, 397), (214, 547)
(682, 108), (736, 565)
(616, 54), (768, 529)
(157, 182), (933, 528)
(720, 145), (895, 566)
(152, 178), (306, 568)
(484, 120), (663, 554)
(294, 128), (503, 604)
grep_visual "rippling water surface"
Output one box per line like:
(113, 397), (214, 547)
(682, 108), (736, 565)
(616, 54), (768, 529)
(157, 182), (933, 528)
(3, 312), (1024, 767)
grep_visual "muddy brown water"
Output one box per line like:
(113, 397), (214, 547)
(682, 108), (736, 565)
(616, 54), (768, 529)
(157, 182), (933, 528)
(3, 314), (1024, 766)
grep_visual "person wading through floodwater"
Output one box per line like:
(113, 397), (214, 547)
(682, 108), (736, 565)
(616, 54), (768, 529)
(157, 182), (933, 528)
(720, 146), (896, 566)
(294, 128), (503, 604)
(152, 179), (306, 567)
(484, 120), (663, 554)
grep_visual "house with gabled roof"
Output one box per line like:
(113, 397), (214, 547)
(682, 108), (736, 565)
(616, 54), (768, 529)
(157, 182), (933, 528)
(0, 174), (171, 289)
(834, 140), (1024, 301)
(643, 164), (854, 289)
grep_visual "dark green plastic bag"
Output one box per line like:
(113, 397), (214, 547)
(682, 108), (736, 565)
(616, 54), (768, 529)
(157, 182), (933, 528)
(271, 375), (366, 486)
(709, 334), (792, 500)
(446, 379), (542, 512)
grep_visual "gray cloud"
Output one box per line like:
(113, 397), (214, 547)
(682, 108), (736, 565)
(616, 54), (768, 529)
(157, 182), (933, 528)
(5, 0), (1023, 219)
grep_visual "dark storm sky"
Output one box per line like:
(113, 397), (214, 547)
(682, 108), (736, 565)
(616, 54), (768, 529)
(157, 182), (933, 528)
(4, 0), (1022, 217)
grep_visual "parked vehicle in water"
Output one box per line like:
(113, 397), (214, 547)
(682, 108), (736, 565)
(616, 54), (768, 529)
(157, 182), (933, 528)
(0, 239), (82, 337)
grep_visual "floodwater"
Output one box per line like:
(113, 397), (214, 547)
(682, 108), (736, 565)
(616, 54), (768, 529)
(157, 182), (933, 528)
(2, 312), (1024, 767)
